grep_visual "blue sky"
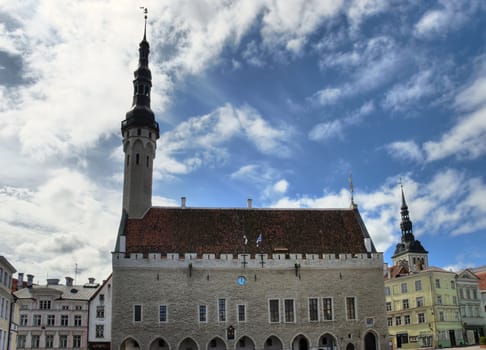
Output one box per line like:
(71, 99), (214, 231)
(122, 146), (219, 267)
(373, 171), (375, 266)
(1, 0), (485, 283)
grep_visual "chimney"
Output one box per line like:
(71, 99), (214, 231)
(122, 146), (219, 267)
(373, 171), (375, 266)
(65, 277), (74, 287)
(18, 273), (24, 289)
(47, 278), (60, 285)
(88, 277), (95, 284)
(181, 197), (186, 208)
(27, 274), (34, 288)
(247, 198), (252, 209)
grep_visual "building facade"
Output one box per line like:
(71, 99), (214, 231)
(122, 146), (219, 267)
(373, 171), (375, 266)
(112, 20), (387, 350)
(88, 275), (112, 350)
(470, 267), (486, 337)
(456, 269), (485, 343)
(14, 275), (100, 350)
(0, 256), (16, 350)
(385, 187), (464, 349)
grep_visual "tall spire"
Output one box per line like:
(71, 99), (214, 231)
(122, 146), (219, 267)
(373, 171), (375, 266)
(399, 182), (413, 238)
(121, 7), (159, 138)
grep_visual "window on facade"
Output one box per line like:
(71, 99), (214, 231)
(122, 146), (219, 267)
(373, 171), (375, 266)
(450, 281), (455, 289)
(59, 335), (68, 348)
(460, 288), (464, 299)
(387, 317), (393, 326)
(473, 289), (477, 300)
(199, 305), (207, 323)
(452, 296), (457, 305)
(62, 305), (69, 310)
(99, 294), (105, 303)
(435, 279), (441, 288)
(284, 299), (295, 323)
(418, 312), (425, 323)
(32, 335), (40, 348)
(238, 304), (246, 322)
(96, 306), (105, 319)
(416, 297), (424, 307)
(401, 283), (408, 293)
(386, 302), (392, 311)
(415, 280), (422, 291)
(75, 305), (82, 311)
(439, 311), (445, 321)
(47, 314), (55, 326)
(218, 299), (226, 322)
(323, 298), (333, 320)
(437, 295), (442, 305)
(269, 299), (280, 323)
(39, 300), (51, 310)
(384, 287), (390, 296)
(133, 305), (142, 322)
(159, 305), (168, 323)
(74, 315), (82, 327)
(136, 153), (140, 165)
(17, 335), (26, 348)
(404, 315), (410, 325)
(403, 299), (409, 309)
(309, 298), (318, 321)
(33, 314), (41, 326)
(395, 316), (401, 325)
(346, 297), (357, 320)
(46, 335), (54, 348)
(73, 335), (81, 348)
(96, 324), (104, 338)
(60, 315), (68, 326)
(20, 314), (28, 326)
(137, 129), (141, 136)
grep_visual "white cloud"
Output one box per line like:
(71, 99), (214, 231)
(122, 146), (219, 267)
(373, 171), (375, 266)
(385, 141), (424, 163)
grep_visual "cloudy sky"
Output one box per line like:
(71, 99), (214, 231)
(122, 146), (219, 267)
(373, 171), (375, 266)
(1, 0), (486, 284)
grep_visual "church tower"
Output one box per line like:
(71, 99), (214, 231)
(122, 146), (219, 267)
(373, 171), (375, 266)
(121, 15), (159, 218)
(392, 185), (429, 271)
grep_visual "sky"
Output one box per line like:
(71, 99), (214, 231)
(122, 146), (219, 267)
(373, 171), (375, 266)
(1, 0), (486, 285)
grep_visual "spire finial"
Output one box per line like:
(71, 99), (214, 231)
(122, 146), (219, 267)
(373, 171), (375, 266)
(349, 173), (357, 208)
(140, 7), (148, 41)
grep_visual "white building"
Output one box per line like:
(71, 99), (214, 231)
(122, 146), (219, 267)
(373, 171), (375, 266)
(14, 275), (100, 350)
(88, 274), (112, 350)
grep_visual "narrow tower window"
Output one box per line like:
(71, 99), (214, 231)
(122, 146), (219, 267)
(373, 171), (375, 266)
(127, 155), (130, 166)
(146, 156), (149, 167)
(137, 129), (141, 136)
(136, 154), (140, 165)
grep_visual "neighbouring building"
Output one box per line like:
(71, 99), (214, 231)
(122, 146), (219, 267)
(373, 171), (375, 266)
(385, 187), (463, 349)
(88, 274), (112, 350)
(111, 18), (387, 350)
(471, 266), (486, 327)
(0, 256), (16, 350)
(14, 275), (100, 350)
(457, 268), (485, 343)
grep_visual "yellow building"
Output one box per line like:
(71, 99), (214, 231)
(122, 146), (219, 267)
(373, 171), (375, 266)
(385, 188), (462, 349)
(0, 256), (16, 350)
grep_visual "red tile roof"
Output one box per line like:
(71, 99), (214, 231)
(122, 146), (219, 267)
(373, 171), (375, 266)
(124, 207), (373, 256)
(475, 271), (486, 291)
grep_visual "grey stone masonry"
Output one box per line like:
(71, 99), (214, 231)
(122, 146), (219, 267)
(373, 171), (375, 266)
(112, 253), (387, 350)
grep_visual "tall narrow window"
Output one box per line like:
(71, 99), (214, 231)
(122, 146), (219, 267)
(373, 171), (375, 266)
(269, 299), (280, 323)
(402, 299), (409, 309)
(73, 335), (81, 348)
(136, 153), (140, 165)
(96, 306), (105, 319)
(415, 280), (422, 291)
(33, 315), (41, 326)
(199, 305), (207, 323)
(133, 304), (142, 322)
(346, 297), (357, 320)
(32, 335), (40, 349)
(284, 299), (295, 323)
(96, 325), (104, 338)
(322, 298), (333, 320)
(159, 305), (168, 323)
(401, 283), (408, 293)
(59, 335), (68, 348)
(46, 335), (54, 348)
(47, 314), (55, 326)
(308, 298), (318, 321)
(218, 299), (226, 322)
(238, 304), (246, 322)
(435, 279), (441, 288)
(74, 315), (82, 327)
(61, 315), (68, 326)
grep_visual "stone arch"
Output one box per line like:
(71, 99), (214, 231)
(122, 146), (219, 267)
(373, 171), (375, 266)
(150, 337), (170, 350)
(207, 337), (226, 350)
(120, 337), (141, 350)
(318, 333), (338, 350)
(345, 343), (354, 350)
(179, 338), (199, 350)
(235, 336), (255, 350)
(264, 335), (283, 350)
(364, 331), (378, 350)
(291, 334), (310, 350)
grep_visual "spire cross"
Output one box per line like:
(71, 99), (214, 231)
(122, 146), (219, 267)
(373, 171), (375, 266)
(140, 7), (148, 39)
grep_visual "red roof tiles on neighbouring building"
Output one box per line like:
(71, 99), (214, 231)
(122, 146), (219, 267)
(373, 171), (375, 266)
(123, 207), (374, 256)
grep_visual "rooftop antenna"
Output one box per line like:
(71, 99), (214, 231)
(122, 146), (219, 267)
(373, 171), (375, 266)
(74, 263), (78, 285)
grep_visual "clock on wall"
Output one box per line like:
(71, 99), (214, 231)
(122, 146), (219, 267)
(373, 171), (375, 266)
(237, 276), (247, 286)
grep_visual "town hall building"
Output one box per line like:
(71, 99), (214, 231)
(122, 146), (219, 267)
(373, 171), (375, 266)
(112, 19), (387, 350)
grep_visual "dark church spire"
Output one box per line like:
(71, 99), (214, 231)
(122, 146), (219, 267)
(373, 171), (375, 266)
(121, 8), (160, 139)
